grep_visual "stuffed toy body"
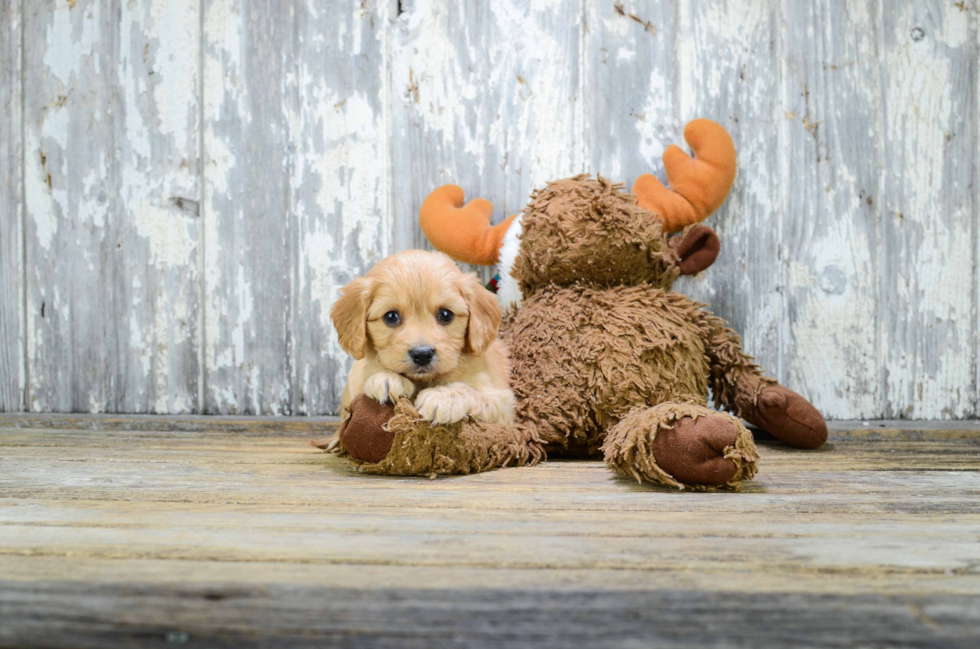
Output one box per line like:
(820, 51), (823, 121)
(328, 120), (827, 490)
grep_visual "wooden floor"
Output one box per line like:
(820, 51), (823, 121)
(1, 415), (979, 648)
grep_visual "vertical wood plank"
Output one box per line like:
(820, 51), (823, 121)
(881, 2), (977, 418)
(389, 0), (584, 263)
(0, 0), (24, 411)
(23, 0), (201, 413)
(585, 1), (678, 182)
(203, 0), (292, 414)
(289, 0), (390, 414)
(781, 0), (883, 419)
(24, 0), (113, 412)
(673, 0), (784, 389)
(116, 0), (202, 413)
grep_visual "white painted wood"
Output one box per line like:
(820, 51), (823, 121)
(202, 0), (293, 415)
(23, 0), (201, 413)
(585, 1), (678, 183)
(781, 0), (883, 419)
(202, 0), (389, 415)
(675, 0), (784, 392)
(881, 1), (977, 418)
(6, 0), (980, 419)
(289, 0), (391, 415)
(389, 0), (585, 269)
(0, 0), (24, 411)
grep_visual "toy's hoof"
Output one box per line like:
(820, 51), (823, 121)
(753, 385), (828, 449)
(338, 394), (397, 463)
(652, 414), (740, 486)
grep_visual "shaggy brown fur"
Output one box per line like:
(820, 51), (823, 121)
(504, 284), (713, 456)
(334, 398), (546, 477)
(602, 402), (758, 491)
(497, 178), (779, 488)
(515, 176), (679, 295)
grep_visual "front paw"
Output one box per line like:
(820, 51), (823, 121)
(363, 371), (416, 404)
(415, 386), (470, 425)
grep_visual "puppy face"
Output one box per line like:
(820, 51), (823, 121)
(331, 250), (501, 381)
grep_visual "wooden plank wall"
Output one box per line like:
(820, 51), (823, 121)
(3, 0), (978, 419)
(0, 0), (23, 412)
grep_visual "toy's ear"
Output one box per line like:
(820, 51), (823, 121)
(330, 276), (371, 360)
(461, 273), (502, 355)
(671, 225), (721, 275)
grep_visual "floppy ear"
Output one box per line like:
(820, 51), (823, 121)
(330, 277), (371, 360)
(670, 224), (721, 275)
(462, 274), (502, 355)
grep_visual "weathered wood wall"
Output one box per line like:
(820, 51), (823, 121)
(1, 0), (977, 419)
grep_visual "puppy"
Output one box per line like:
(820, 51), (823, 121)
(331, 250), (514, 426)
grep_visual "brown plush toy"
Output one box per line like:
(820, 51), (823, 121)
(328, 119), (828, 489)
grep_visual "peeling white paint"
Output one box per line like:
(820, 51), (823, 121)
(43, 1), (100, 86)
(14, 0), (979, 418)
(882, 2), (975, 418)
(132, 204), (196, 268)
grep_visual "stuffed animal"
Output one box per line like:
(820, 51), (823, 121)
(325, 119), (827, 489)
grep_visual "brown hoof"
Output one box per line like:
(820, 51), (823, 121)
(338, 394), (397, 463)
(750, 385), (828, 449)
(652, 415), (739, 486)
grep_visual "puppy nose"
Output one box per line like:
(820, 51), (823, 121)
(409, 346), (435, 367)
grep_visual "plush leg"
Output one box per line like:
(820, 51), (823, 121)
(695, 310), (828, 449)
(313, 393), (397, 463)
(319, 394), (546, 476)
(727, 375), (829, 449)
(602, 402), (759, 490)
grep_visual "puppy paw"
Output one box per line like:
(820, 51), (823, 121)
(415, 386), (471, 425)
(363, 371), (416, 405)
(471, 388), (516, 425)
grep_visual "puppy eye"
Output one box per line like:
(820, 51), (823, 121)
(436, 308), (454, 324)
(382, 310), (401, 327)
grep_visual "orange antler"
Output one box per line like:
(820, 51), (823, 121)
(632, 119), (737, 234)
(419, 185), (518, 266)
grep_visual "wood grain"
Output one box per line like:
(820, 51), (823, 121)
(881, 1), (977, 418)
(0, 417), (979, 647)
(389, 0), (584, 272)
(289, 0), (391, 415)
(4, 1), (980, 418)
(781, 0), (883, 419)
(1, 582), (977, 649)
(676, 0), (784, 388)
(585, 0), (678, 182)
(0, 0), (23, 412)
(202, 0), (292, 415)
(202, 0), (389, 415)
(22, 0), (201, 413)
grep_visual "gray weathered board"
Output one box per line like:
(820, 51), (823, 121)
(1, 414), (980, 647)
(1, 0), (978, 418)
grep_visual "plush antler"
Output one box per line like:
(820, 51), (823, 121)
(632, 119), (737, 234)
(420, 185), (518, 266)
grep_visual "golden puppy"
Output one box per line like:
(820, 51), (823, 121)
(331, 250), (514, 426)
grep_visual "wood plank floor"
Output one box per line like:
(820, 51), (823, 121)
(1, 415), (979, 648)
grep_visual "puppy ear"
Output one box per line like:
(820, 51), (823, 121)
(462, 274), (502, 355)
(331, 277), (371, 360)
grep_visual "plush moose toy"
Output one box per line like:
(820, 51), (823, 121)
(327, 119), (827, 489)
